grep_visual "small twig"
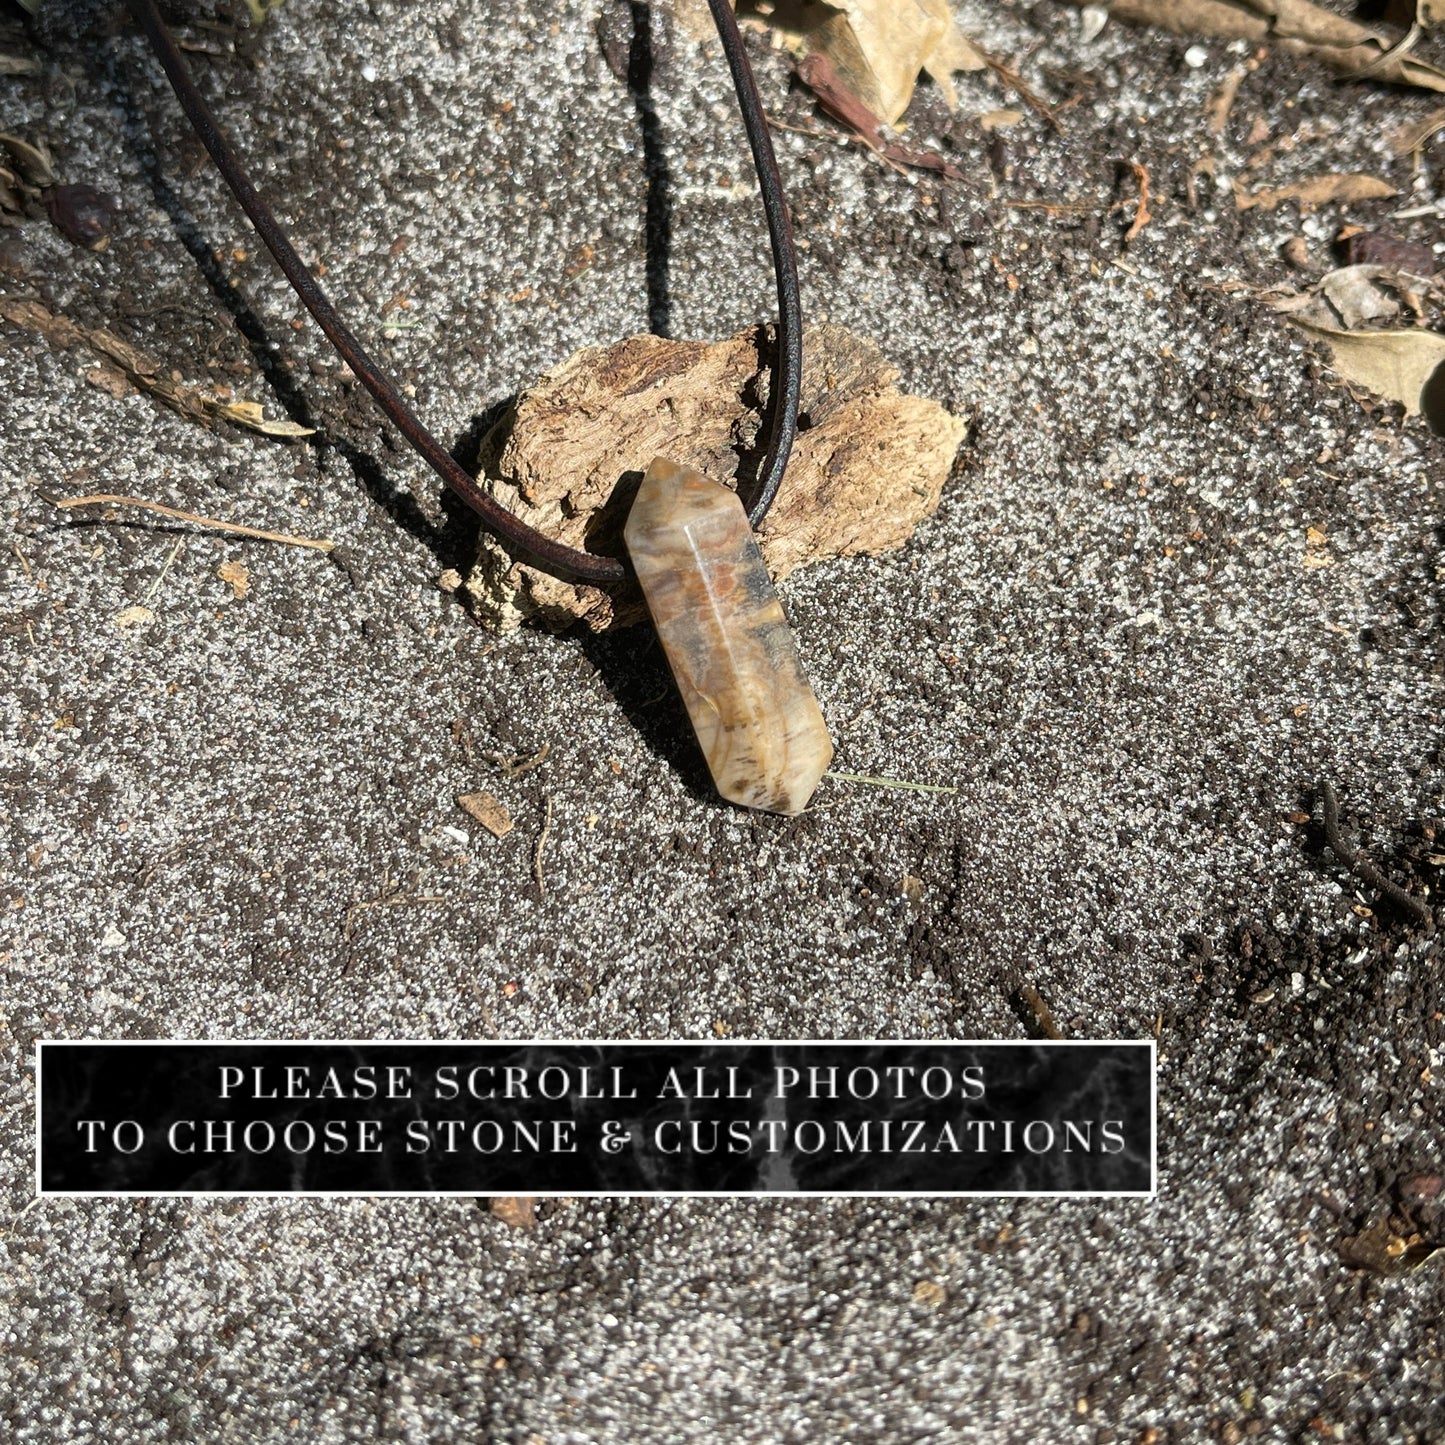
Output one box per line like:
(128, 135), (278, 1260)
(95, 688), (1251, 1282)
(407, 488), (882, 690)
(788, 55), (963, 180)
(766, 110), (915, 177)
(764, 112), (858, 147)
(1318, 779), (1432, 927)
(142, 536), (185, 605)
(136, 811), (244, 886)
(1004, 199), (1094, 215)
(825, 771), (958, 796)
(487, 742), (551, 779)
(534, 795), (553, 899)
(1018, 984), (1063, 1040)
(43, 493), (336, 551)
(451, 718), (475, 765)
(12, 542), (34, 582)
(977, 45), (1062, 134)
(0, 1197), (42, 1238)
(1123, 161), (1151, 245)
(343, 893), (447, 942)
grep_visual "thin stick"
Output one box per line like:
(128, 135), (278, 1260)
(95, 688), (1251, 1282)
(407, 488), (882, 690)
(825, 771), (958, 796)
(488, 742), (551, 780)
(1318, 779), (1432, 927)
(1123, 161), (1152, 245)
(977, 46), (1062, 134)
(534, 795), (554, 899)
(142, 536), (185, 605)
(1005, 199), (1093, 213)
(343, 893), (448, 942)
(1018, 984), (1063, 1040)
(45, 493), (335, 551)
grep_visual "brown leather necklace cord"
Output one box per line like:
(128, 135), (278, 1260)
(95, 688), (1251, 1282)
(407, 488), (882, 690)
(123, 0), (803, 584)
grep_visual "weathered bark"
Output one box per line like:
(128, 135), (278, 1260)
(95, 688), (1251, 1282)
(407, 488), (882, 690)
(465, 324), (967, 632)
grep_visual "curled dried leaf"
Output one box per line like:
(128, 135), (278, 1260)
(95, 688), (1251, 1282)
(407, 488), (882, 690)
(0, 133), (55, 188)
(1288, 318), (1445, 423)
(743, 0), (984, 127)
(204, 399), (315, 437)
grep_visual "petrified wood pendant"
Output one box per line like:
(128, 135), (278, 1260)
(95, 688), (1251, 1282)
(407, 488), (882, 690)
(624, 457), (833, 815)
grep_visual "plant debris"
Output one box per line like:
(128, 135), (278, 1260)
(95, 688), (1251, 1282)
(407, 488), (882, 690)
(456, 791), (514, 839)
(45, 493), (335, 552)
(1017, 983), (1064, 1039)
(488, 1197), (537, 1231)
(465, 325), (966, 632)
(792, 51), (965, 178)
(1338, 1215), (1444, 1274)
(1121, 160), (1151, 244)
(0, 298), (315, 438)
(1235, 174), (1396, 213)
(745, 0), (985, 127)
(1317, 779), (1434, 926)
(217, 560), (250, 599)
(1391, 106), (1445, 154)
(1059, 0), (1445, 93)
(1342, 230), (1439, 277)
(0, 133), (55, 189)
(1287, 320), (1445, 425)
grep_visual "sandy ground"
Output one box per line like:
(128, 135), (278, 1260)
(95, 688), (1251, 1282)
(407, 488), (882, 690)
(2, 0), (1444, 1439)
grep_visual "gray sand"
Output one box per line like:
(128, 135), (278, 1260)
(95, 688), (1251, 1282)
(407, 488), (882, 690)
(2, 0), (1443, 1439)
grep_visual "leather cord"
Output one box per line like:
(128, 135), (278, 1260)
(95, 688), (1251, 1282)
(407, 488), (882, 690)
(123, 0), (802, 584)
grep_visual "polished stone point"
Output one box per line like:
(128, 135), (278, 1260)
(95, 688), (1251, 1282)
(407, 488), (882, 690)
(624, 457), (834, 816)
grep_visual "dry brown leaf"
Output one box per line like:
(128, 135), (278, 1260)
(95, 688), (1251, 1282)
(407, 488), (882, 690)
(817, 0), (951, 125)
(205, 399), (315, 438)
(1288, 319), (1445, 418)
(743, 0), (984, 126)
(465, 325), (967, 633)
(1236, 173), (1396, 212)
(217, 559), (250, 599)
(1318, 265), (1400, 328)
(978, 108), (1025, 132)
(456, 791), (514, 838)
(1059, 0), (1445, 93)
(1391, 107), (1445, 154)
(920, 5), (989, 109)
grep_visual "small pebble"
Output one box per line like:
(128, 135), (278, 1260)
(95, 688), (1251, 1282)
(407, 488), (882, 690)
(46, 184), (117, 251)
(1184, 45), (1209, 69)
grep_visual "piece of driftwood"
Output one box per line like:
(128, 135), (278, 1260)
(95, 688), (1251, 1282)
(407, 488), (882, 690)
(465, 324), (967, 632)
